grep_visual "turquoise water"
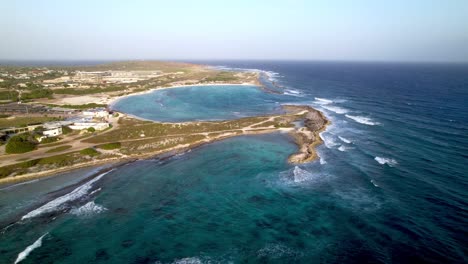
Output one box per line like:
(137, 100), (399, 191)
(1, 62), (467, 263)
(111, 85), (288, 122)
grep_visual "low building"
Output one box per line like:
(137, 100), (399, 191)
(43, 126), (62, 137)
(82, 108), (109, 118)
(69, 122), (109, 131)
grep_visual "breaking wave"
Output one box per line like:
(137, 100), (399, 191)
(322, 105), (349, 114)
(21, 171), (112, 220)
(70, 201), (107, 217)
(257, 243), (302, 259)
(338, 145), (353, 152)
(284, 89), (303, 97)
(374, 157), (398, 167)
(171, 257), (203, 264)
(345, 115), (380, 126)
(320, 133), (339, 148)
(14, 233), (48, 264)
(292, 166), (313, 183)
(338, 136), (352, 144)
(314, 97), (333, 105)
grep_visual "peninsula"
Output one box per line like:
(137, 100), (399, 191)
(0, 61), (328, 185)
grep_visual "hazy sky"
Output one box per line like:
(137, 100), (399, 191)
(1, 0), (468, 62)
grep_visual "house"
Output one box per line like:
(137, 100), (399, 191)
(69, 122), (109, 131)
(82, 108), (109, 118)
(43, 126), (62, 137)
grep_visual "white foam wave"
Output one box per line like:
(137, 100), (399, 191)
(370, 180), (379, 187)
(257, 243), (301, 259)
(374, 157), (398, 167)
(338, 145), (354, 152)
(320, 133), (339, 148)
(70, 201), (107, 217)
(319, 157), (327, 165)
(314, 97), (333, 105)
(21, 171), (111, 220)
(171, 257), (203, 264)
(283, 89), (303, 97)
(338, 136), (352, 144)
(322, 105), (349, 114)
(345, 115), (380, 126)
(89, 187), (102, 196)
(14, 233), (48, 264)
(292, 166), (313, 183)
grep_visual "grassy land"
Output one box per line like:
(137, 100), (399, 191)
(0, 116), (62, 129)
(46, 103), (107, 109)
(45, 145), (72, 153)
(84, 116), (269, 144)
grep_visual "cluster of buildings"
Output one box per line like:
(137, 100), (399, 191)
(0, 108), (112, 142)
(0, 68), (68, 80)
(42, 70), (163, 86)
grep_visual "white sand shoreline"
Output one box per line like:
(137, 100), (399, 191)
(107, 82), (258, 108)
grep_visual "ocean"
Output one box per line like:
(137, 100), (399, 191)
(0, 61), (467, 263)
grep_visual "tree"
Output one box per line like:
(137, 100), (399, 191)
(5, 134), (36, 154)
(87, 127), (96, 133)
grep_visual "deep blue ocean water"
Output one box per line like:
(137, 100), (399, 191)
(1, 61), (467, 263)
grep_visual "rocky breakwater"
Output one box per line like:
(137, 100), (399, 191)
(283, 105), (329, 164)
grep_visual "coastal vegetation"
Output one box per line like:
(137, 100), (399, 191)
(80, 148), (100, 157)
(46, 103), (107, 109)
(5, 133), (36, 154)
(97, 142), (121, 150)
(45, 145), (72, 153)
(0, 61), (328, 185)
(0, 116), (61, 128)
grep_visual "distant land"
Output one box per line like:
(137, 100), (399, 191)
(0, 61), (328, 185)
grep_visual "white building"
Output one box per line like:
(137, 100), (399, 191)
(43, 126), (63, 137)
(82, 108), (109, 118)
(69, 122), (109, 131)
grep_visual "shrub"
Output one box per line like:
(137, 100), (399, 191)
(45, 145), (72, 153)
(40, 137), (59, 144)
(62, 126), (73, 134)
(87, 127), (96, 133)
(80, 148), (100, 157)
(97, 142), (121, 150)
(5, 134), (36, 154)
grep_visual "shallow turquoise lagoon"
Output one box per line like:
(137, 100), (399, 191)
(111, 85), (289, 122)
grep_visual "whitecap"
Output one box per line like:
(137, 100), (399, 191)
(370, 180), (379, 187)
(257, 243), (302, 259)
(338, 145), (353, 152)
(70, 201), (107, 217)
(345, 115), (380, 126)
(322, 105), (349, 114)
(14, 233), (48, 264)
(292, 166), (312, 183)
(21, 170), (112, 220)
(319, 157), (327, 165)
(320, 133), (339, 148)
(314, 97), (333, 105)
(89, 187), (102, 196)
(338, 136), (352, 144)
(283, 89), (304, 97)
(172, 257), (203, 264)
(374, 157), (398, 167)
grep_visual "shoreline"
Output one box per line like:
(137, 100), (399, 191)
(0, 127), (288, 187)
(108, 82), (258, 108)
(0, 109), (329, 187)
(0, 77), (329, 186)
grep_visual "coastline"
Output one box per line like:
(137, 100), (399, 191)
(0, 126), (288, 186)
(0, 75), (329, 186)
(108, 82), (258, 108)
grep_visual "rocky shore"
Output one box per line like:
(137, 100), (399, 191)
(283, 105), (330, 164)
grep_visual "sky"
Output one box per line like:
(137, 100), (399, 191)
(1, 0), (468, 62)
